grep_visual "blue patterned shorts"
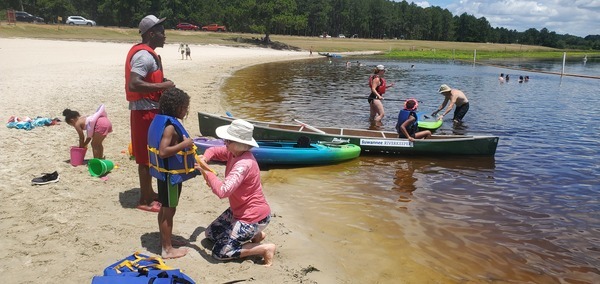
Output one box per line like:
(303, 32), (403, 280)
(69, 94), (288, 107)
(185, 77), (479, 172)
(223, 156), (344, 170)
(205, 208), (270, 260)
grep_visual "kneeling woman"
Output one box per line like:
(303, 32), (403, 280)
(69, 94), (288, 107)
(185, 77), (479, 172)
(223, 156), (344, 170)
(195, 119), (276, 266)
(396, 99), (432, 141)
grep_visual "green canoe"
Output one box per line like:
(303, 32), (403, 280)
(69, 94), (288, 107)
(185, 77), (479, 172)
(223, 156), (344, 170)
(198, 111), (499, 156)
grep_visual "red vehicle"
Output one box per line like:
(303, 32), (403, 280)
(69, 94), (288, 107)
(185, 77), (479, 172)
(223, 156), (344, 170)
(201, 24), (226, 32)
(176, 23), (199, 31)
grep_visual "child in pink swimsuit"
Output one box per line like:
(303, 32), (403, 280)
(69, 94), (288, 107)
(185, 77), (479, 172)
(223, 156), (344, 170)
(63, 105), (113, 159)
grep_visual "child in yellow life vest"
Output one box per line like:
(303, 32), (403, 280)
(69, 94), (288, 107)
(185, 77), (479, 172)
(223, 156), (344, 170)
(147, 87), (196, 259)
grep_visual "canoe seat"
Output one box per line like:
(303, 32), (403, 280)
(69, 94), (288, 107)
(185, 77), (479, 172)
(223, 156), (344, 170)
(294, 136), (311, 148)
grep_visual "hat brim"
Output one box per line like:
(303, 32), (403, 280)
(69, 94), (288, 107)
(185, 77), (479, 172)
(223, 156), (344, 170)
(215, 125), (259, 148)
(156, 17), (166, 26)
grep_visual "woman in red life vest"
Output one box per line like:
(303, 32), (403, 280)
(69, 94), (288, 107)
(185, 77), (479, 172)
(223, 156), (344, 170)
(368, 65), (394, 125)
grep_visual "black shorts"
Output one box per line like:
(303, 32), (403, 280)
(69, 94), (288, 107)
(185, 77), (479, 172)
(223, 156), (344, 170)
(454, 102), (469, 121)
(367, 93), (377, 104)
(157, 174), (182, 208)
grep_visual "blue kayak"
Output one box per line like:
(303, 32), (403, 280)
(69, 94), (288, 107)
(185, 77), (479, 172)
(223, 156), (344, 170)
(194, 137), (361, 165)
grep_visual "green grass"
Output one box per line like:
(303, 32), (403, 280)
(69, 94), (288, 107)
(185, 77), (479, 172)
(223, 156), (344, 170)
(2, 22), (598, 60)
(385, 49), (593, 60)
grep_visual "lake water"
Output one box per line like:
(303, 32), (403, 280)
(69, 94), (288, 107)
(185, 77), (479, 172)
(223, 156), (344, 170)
(220, 57), (600, 283)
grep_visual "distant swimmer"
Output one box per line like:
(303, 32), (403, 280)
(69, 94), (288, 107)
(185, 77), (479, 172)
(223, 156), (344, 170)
(499, 73), (505, 83)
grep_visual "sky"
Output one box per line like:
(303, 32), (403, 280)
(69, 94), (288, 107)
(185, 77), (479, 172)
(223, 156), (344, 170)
(411, 0), (600, 37)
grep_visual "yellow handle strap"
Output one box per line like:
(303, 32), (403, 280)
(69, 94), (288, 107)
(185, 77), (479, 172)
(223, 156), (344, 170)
(195, 153), (218, 176)
(148, 146), (197, 175)
(113, 252), (173, 273)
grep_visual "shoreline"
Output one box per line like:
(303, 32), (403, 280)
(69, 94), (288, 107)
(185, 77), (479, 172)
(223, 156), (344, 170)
(0, 38), (346, 283)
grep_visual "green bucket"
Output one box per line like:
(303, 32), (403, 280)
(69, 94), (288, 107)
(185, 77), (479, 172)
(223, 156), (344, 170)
(88, 158), (115, 177)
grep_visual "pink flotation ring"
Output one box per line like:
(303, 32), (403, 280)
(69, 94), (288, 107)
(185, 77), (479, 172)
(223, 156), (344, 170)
(86, 104), (107, 138)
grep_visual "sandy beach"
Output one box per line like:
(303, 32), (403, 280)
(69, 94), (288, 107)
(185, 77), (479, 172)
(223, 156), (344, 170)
(0, 37), (350, 283)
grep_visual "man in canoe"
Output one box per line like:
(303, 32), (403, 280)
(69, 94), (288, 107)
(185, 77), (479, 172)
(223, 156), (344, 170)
(431, 84), (469, 123)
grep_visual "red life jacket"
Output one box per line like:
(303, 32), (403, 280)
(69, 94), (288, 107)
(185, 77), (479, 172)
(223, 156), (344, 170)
(368, 74), (387, 95)
(125, 44), (164, 102)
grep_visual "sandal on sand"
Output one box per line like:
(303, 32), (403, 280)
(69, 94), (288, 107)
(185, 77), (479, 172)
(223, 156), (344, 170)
(137, 201), (161, 213)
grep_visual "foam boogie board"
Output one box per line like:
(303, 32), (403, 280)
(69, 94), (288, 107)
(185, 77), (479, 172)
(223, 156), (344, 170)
(91, 252), (195, 284)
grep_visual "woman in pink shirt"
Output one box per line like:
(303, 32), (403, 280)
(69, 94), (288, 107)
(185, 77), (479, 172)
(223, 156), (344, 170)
(195, 119), (276, 266)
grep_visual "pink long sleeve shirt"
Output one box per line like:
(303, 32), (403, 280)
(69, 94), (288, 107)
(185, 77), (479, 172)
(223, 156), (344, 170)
(203, 146), (270, 223)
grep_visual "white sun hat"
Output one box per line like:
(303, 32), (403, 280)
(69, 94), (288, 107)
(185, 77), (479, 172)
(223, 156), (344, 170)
(215, 119), (259, 147)
(438, 84), (452, 93)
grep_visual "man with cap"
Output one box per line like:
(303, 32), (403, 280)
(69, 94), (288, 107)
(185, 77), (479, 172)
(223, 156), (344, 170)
(431, 84), (470, 123)
(125, 14), (175, 212)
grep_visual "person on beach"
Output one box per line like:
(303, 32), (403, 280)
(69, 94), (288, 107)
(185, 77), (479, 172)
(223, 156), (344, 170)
(147, 87), (196, 259)
(178, 43), (184, 60)
(431, 84), (470, 123)
(63, 105), (112, 159)
(396, 99), (431, 141)
(185, 44), (191, 60)
(125, 14), (175, 213)
(194, 119), (276, 266)
(368, 65), (395, 125)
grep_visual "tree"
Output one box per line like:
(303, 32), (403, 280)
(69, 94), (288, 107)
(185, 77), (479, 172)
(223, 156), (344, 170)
(247, 0), (307, 43)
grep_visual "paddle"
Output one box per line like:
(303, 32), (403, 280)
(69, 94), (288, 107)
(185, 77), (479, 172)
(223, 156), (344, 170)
(343, 96), (423, 103)
(293, 119), (326, 134)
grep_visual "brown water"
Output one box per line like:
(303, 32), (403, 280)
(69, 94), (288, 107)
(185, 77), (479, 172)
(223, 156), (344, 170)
(219, 58), (600, 283)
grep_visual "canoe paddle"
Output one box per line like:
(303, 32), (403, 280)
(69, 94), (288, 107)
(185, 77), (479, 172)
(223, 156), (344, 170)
(342, 96), (423, 103)
(293, 119), (326, 134)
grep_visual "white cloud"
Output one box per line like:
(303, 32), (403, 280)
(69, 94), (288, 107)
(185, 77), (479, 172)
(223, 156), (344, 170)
(417, 0), (599, 37)
(414, 1), (432, 8)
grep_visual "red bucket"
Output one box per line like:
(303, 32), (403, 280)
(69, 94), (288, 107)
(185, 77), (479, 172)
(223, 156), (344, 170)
(70, 146), (87, 166)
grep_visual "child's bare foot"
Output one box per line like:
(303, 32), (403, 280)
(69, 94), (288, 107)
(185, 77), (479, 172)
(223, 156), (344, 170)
(162, 247), (188, 259)
(262, 244), (276, 267)
(251, 231), (266, 243)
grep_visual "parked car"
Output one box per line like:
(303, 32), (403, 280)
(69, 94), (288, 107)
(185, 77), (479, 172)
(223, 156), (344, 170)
(201, 24), (226, 32)
(338, 34), (346, 38)
(66, 16), (96, 26)
(175, 23), (199, 31)
(15, 11), (44, 23)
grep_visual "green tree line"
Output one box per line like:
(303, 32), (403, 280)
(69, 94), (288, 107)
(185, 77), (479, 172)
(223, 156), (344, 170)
(3, 0), (598, 50)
